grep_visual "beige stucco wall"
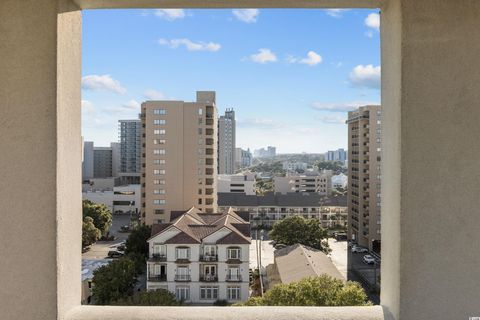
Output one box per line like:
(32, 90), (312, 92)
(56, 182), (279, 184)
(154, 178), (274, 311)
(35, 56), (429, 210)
(2, 0), (480, 320)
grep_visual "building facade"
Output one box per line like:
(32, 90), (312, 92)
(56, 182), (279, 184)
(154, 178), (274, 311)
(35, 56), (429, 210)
(82, 184), (141, 214)
(217, 173), (256, 195)
(325, 148), (347, 164)
(346, 105), (382, 253)
(218, 192), (347, 230)
(146, 207), (251, 304)
(218, 109), (236, 175)
(141, 91), (218, 224)
(119, 119), (141, 173)
(253, 146), (276, 158)
(234, 148), (252, 170)
(82, 140), (94, 180)
(274, 171), (332, 195)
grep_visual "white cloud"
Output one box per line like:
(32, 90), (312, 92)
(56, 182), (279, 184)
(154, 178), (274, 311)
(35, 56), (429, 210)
(349, 64), (381, 89)
(326, 9), (349, 18)
(288, 51), (322, 66)
(81, 100), (94, 113)
(144, 89), (166, 100)
(81, 74), (127, 95)
(121, 99), (140, 110)
(311, 101), (379, 112)
(154, 9), (186, 21)
(158, 38), (221, 52)
(315, 115), (347, 124)
(248, 48), (277, 64)
(232, 9), (259, 23)
(365, 13), (380, 31)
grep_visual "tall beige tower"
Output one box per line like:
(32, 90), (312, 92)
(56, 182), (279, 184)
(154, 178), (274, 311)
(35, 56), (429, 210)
(141, 91), (218, 225)
(346, 105), (382, 253)
(218, 109), (236, 174)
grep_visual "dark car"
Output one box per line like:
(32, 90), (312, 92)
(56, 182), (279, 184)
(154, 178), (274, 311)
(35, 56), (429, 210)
(107, 250), (124, 258)
(116, 244), (126, 251)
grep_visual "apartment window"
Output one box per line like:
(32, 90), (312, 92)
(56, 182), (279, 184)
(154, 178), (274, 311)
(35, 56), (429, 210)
(227, 247), (241, 260)
(153, 189), (165, 195)
(198, 198), (202, 205)
(198, 149), (204, 155)
(203, 245), (216, 256)
(153, 149), (166, 155)
(198, 128), (202, 135)
(153, 108), (166, 115)
(153, 244), (166, 256)
(198, 108), (203, 115)
(198, 118), (203, 125)
(198, 178), (203, 185)
(153, 179), (165, 185)
(153, 169), (165, 175)
(153, 159), (166, 165)
(154, 209), (165, 215)
(227, 267), (240, 280)
(198, 189), (202, 195)
(176, 247), (190, 260)
(153, 139), (166, 145)
(154, 129), (166, 135)
(175, 286), (190, 301)
(154, 219), (164, 224)
(198, 168), (202, 175)
(198, 159), (204, 165)
(200, 286), (218, 300)
(153, 199), (166, 205)
(153, 119), (166, 125)
(227, 286), (241, 300)
(198, 138), (203, 145)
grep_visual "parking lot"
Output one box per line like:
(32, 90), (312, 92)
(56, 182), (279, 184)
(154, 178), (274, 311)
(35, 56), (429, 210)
(347, 245), (381, 304)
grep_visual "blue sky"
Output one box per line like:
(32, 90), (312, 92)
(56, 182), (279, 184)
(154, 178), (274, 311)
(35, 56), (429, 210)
(82, 8), (380, 153)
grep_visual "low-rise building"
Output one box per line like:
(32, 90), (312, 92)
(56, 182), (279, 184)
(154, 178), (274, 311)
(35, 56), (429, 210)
(332, 173), (348, 189)
(81, 259), (110, 305)
(282, 161), (308, 172)
(146, 207), (251, 304)
(266, 244), (344, 290)
(274, 170), (332, 195)
(217, 173), (256, 195)
(218, 192), (347, 230)
(82, 184), (141, 214)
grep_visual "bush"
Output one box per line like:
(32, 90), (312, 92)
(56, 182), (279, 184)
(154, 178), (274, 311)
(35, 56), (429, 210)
(113, 289), (182, 306)
(213, 299), (229, 306)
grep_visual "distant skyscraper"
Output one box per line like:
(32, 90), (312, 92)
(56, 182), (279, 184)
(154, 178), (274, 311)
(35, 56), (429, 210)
(253, 146), (276, 158)
(141, 91), (218, 225)
(93, 146), (113, 178)
(119, 120), (141, 174)
(325, 148), (347, 164)
(83, 141), (119, 179)
(346, 105), (382, 253)
(218, 109), (236, 174)
(82, 141), (94, 180)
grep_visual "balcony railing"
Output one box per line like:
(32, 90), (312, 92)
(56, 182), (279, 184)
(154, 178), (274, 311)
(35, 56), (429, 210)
(174, 275), (191, 282)
(175, 258), (191, 264)
(199, 274), (218, 282)
(148, 274), (167, 282)
(200, 254), (218, 262)
(226, 258), (242, 264)
(149, 253), (167, 262)
(225, 275), (242, 282)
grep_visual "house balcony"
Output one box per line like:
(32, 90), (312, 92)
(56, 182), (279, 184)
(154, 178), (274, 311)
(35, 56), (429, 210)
(200, 254), (218, 262)
(225, 275), (242, 282)
(149, 253), (167, 262)
(226, 258), (242, 264)
(175, 258), (191, 264)
(199, 274), (218, 282)
(148, 274), (167, 282)
(174, 275), (191, 282)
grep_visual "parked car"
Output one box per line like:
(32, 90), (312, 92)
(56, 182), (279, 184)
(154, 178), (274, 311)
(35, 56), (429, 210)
(116, 244), (126, 251)
(334, 232), (348, 241)
(351, 246), (368, 253)
(363, 254), (376, 265)
(119, 225), (130, 233)
(107, 250), (124, 258)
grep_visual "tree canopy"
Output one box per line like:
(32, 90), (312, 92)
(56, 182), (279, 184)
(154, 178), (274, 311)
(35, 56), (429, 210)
(269, 216), (330, 254)
(82, 216), (101, 247)
(125, 225), (151, 258)
(238, 275), (370, 306)
(113, 289), (182, 306)
(92, 258), (137, 305)
(82, 200), (112, 235)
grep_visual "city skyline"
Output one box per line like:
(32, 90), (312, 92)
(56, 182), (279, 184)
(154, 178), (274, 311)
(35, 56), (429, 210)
(82, 8), (380, 153)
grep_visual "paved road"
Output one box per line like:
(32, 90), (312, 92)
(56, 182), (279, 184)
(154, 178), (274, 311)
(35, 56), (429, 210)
(82, 214), (131, 260)
(328, 238), (348, 279)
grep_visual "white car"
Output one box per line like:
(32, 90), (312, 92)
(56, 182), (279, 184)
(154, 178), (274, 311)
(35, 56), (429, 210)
(351, 246), (368, 253)
(363, 254), (376, 265)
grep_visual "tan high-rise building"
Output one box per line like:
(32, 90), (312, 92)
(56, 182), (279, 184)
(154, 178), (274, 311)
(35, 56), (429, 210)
(141, 91), (218, 225)
(346, 105), (382, 253)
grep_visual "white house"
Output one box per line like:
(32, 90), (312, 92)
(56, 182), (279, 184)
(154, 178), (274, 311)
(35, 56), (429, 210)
(146, 207), (251, 304)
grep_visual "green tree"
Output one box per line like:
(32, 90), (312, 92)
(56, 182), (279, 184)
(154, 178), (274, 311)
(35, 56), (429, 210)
(92, 258), (137, 305)
(82, 200), (112, 235)
(113, 289), (182, 306)
(316, 161), (345, 173)
(269, 216), (330, 253)
(125, 225), (151, 258)
(82, 216), (101, 248)
(237, 275), (370, 306)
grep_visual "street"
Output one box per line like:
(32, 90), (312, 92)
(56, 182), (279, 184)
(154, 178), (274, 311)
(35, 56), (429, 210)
(327, 238), (348, 279)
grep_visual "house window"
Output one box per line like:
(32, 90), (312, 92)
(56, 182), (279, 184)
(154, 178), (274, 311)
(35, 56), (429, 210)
(176, 247), (190, 260)
(153, 109), (166, 115)
(200, 286), (218, 300)
(227, 247), (241, 260)
(154, 209), (165, 215)
(153, 119), (166, 125)
(227, 286), (241, 300)
(153, 244), (166, 256)
(154, 129), (166, 135)
(227, 267), (240, 281)
(175, 286), (190, 301)
(203, 245), (216, 257)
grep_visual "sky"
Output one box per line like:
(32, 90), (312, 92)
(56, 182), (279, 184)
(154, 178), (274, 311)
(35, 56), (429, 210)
(82, 8), (380, 153)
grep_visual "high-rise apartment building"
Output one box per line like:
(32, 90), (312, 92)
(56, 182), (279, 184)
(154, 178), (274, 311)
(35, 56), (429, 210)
(218, 109), (236, 174)
(141, 91), (218, 225)
(346, 105), (382, 253)
(253, 146), (276, 158)
(82, 141), (120, 179)
(325, 148), (347, 164)
(235, 148), (252, 170)
(119, 119), (141, 173)
(274, 170), (332, 195)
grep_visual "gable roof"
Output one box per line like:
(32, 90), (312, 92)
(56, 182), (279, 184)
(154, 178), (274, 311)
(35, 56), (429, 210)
(149, 207), (251, 245)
